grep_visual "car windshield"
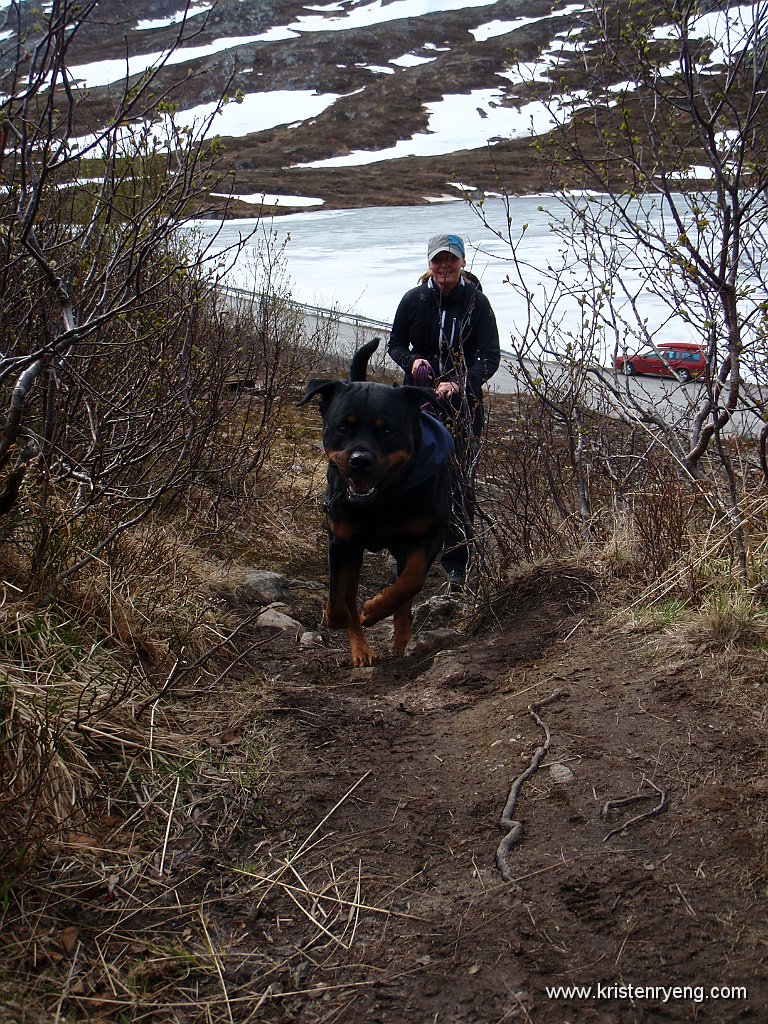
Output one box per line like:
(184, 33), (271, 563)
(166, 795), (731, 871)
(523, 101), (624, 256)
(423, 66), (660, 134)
(641, 348), (702, 360)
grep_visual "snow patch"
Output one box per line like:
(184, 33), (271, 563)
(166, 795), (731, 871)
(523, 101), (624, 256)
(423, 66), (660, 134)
(211, 191), (324, 207)
(294, 89), (565, 168)
(390, 53), (438, 67)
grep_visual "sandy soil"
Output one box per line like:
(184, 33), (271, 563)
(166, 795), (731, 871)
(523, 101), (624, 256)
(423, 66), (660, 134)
(202, 561), (766, 1023)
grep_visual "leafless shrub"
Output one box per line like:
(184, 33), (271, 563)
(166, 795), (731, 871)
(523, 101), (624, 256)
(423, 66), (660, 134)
(471, 1), (768, 585)
(483, 407), (583, 565)
(480, 391), (720, 583)
(626, 471), (703, 577)
(0, 0), (333, 886)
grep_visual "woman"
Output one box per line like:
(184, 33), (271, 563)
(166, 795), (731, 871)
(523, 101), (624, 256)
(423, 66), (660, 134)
(387, 233), (501, 588)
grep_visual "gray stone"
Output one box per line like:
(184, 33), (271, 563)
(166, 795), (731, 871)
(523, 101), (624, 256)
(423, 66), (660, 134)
(549, 763), (575, 784)
(242, 570), (292, 603)
(410, 628), (463, 657)
(256, 607), (303, 634)
(299, 630), (325, 648)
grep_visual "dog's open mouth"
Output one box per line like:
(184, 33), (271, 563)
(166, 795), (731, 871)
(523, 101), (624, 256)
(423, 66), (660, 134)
(346, 478), (378, 503)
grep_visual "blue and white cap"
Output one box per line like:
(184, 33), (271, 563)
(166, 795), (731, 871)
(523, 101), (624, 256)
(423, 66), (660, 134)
(427, 233), (465, 261)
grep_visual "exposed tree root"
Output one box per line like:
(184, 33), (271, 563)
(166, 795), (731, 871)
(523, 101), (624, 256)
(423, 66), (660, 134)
(496, 689), (568, 882)
(600, 777), (669, 842)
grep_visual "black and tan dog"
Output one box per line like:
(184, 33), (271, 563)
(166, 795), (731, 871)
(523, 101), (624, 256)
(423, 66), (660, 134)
(298, 338), (453, 666)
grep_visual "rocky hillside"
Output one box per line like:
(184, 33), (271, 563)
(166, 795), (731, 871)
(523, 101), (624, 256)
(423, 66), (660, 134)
(0, 0), (738, 212)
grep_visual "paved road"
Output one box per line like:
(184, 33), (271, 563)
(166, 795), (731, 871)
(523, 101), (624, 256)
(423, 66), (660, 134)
(491, 357), (766, 439)
(224, 288), (766, 440)
(314, 313), (766, 440)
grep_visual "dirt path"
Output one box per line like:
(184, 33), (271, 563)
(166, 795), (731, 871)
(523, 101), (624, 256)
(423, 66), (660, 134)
(221, 564), (765, 1023)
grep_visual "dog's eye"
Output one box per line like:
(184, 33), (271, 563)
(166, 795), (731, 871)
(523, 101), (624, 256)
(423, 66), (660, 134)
(378, 425), (394, 438)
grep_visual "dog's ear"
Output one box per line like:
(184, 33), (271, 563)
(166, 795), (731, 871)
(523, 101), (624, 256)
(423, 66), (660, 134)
(296, 379), (344, 407)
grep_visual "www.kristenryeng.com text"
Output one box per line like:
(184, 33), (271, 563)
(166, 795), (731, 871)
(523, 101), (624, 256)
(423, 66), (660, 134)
(546, 982), (749, 1004)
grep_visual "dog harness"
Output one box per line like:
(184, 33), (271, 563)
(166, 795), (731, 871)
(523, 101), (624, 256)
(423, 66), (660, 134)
(401, 412), (453, 492)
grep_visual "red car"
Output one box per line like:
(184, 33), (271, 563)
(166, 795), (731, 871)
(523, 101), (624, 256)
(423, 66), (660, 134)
(614, 342), (706, 384)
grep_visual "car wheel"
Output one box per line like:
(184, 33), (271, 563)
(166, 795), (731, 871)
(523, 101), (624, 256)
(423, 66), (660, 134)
(677, 369), (692, 384)
(624, 361), (635, 376)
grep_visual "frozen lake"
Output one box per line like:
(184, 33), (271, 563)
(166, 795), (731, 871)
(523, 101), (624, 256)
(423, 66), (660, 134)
(204, 196), (766, 437)
(190, 196), (705, 359)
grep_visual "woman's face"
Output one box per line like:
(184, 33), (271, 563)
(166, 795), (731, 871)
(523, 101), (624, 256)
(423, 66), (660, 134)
(429, 251), (465, 293)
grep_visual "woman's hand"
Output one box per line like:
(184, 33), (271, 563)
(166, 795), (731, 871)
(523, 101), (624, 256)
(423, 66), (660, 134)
(411, 358), (434, 386)
(435, 381), (459, 399)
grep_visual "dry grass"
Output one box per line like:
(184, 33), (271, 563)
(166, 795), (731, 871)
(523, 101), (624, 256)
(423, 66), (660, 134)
(0, 364), (335, 1022)
(688, 588), (768, 650)
(0, 751), (387, 1023)
(0, 640), (279, 1022)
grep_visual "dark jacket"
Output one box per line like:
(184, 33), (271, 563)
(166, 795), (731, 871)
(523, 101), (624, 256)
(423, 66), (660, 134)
(388, 277), (501, 435)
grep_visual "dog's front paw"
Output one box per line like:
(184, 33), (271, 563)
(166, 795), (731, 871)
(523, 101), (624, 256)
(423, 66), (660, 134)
(360, 595), (386, 626)
(392, 628), (412, 658)
(349, 636), (378, 667)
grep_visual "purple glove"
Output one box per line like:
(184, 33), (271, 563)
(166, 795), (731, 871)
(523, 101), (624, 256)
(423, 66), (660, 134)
(412, 362), (434, 387)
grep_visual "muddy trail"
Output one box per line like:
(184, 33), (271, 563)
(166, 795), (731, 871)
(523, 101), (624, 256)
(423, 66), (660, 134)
(201, 561), (764, 1024)
(19, 562), (765, 1024)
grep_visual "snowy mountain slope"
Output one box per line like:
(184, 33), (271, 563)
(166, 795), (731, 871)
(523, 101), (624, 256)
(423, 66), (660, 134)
(0, 0), (757, 212)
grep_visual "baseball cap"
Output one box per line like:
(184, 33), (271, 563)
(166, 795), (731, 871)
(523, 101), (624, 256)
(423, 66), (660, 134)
(427, 233), (465, 261)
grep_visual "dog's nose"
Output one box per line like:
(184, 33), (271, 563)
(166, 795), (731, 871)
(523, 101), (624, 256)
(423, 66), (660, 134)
(349, 450), (375, 472)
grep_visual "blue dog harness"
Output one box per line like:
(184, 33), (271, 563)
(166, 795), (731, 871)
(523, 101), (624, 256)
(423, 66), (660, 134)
(401, 412), (453, 491)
